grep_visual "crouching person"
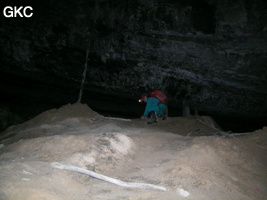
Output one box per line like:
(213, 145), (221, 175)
(140, 93), (168, 124)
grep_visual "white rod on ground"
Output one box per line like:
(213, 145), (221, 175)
(196, 117), (250, 137)
(51, 162), (166, 191)
(104, 117), (131, 121)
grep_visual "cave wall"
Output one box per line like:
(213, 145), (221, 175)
(0, 0), (267, 131)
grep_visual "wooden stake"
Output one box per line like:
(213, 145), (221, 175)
(77, 43), (90, 103)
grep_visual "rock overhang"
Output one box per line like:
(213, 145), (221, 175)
(0, 0), (266, 132)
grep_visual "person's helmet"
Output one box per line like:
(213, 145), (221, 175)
(139, 94), (147, 102)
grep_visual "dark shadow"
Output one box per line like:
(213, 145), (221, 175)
(191, 0), (216, 34)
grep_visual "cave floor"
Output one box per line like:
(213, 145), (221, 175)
(0, 103), (266, 200)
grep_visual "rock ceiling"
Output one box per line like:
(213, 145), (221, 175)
(0, 0), (266, 131)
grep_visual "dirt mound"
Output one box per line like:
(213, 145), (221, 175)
(67, 133), (135, 172)
(0, 104), (266, 200)
(1, 132), (135, 173)
(11, 103), (101, 127)
(0, 103), (103, 144)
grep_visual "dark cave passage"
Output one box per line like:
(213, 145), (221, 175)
(191, 0), (216, 34)
(1, 97), (264, 134)
(0, 72), (264, 134)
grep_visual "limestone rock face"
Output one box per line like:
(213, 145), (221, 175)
(0, 0), (266, 131)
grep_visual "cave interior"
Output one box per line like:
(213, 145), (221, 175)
(0, 0), (267, 133)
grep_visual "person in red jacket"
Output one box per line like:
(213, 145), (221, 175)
(140, 91), (168, 124)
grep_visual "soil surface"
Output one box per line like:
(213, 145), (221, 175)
(0, 103), (266, 200)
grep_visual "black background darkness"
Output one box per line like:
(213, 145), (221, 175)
(0, 0), (266, 133)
